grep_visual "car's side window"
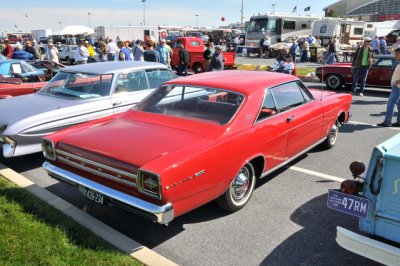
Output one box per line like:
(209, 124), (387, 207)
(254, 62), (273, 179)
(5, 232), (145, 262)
(256, 90), (278, 121)
(296, 81), (313, 102)
(115, 70), (148, 94)
(374, 58), (393, 68)
(271, 82), (306, 112)
(147, 69), (176, 88)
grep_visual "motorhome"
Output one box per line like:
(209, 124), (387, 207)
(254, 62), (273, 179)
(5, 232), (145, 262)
(245, 13), (320, 54)
(312, 18), (365, 46)
(364, 20), (400, 39)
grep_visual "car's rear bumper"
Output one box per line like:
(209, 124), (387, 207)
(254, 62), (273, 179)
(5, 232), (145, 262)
(336, 226), (400, 266)
(42, 161), (174, 224)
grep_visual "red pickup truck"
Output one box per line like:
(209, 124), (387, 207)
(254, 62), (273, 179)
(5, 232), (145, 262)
(170, 37), (235, 73)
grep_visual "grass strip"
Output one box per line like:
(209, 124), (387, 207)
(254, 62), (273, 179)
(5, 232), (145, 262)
(0, 176), (142, 266)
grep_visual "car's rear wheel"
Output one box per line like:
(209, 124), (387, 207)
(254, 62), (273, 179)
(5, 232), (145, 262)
(326, 74), (344, 90)
(216, 163), (256, 211)
(66, 57), (74, 65)
(322, 120), (339, 149)
(193, 63), (204, 74)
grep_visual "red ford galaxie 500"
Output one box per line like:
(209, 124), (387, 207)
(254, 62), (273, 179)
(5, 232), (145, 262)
(42, 71), (352, 224)
(315, 55), (396, 90)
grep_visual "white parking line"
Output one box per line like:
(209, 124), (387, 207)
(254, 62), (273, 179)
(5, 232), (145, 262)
(349, 120), (400, 130)
(287, 166), (346, 183)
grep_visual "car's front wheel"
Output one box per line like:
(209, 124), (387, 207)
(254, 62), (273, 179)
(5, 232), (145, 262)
(193, 62), (204, 74)
(216, 163), (256, 212)
(322, 120), (339, 149)
(326, 74), (344, 90)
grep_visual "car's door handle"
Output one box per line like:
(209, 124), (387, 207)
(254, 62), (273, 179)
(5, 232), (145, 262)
(287, 115), (295, 122)
(113, 102), (122, 106)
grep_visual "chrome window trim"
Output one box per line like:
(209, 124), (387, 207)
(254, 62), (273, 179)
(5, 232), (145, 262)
(58, 156), (137, 188)
(56, 149), (137, 179)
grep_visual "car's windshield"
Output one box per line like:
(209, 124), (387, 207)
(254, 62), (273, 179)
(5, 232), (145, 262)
(135, 85), (244, 125)
(0, 61), (39, 76)
(38, 72), (113, 99)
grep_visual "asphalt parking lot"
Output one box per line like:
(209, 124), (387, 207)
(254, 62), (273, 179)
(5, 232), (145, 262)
(2, 77), (397, 265)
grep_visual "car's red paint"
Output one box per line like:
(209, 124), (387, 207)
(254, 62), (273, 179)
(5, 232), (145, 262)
(43, 71), (352, 222)
(0, 77), (45, 98)
(315, 55), (395, 90)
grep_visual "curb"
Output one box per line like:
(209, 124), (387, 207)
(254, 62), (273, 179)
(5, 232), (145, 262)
(0, 163), (178, 266)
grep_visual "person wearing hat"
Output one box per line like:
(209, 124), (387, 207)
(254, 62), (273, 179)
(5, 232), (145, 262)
(351, 37), (374, 96)
(208, 45), (224, 71)
(2, 39), (14, 58)
(156, 39), (170, 67)
(46, 40), (59, 63)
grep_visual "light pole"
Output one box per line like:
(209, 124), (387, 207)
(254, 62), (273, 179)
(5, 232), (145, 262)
(59, 21), (61, 32)
(271, 4), (276, 14)
(142, 0), (146, 26)
(88, 12), (91, 28)
(240, 0), (244, 25)
(195, 14), (199, 28)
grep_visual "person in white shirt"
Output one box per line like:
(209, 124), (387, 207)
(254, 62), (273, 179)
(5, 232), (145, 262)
(378, 48), (400, 127)
(74, 41), (89, 64)
(283, 57), (295, 74)
(106, 39), (118, 61)
(263, 37), (271, 58)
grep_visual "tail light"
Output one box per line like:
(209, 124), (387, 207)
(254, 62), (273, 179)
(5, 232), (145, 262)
(340, 161), (366, 194)
(42, 139), (56, 161)
(137, 170), (161, 199)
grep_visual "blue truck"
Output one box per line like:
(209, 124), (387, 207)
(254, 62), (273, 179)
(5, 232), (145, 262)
(327, 133), (400, 265)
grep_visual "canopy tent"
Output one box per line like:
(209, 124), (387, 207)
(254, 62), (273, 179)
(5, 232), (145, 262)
(59, 25), (94, 35)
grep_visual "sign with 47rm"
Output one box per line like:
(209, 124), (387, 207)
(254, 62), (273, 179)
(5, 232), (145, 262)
(327, 189), (370, 218)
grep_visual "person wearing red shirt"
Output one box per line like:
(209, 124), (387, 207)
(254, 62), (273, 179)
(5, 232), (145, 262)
(2, 39), (14, 58)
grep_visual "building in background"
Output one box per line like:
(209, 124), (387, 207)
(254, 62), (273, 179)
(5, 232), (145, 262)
(324, 0), (400, 22)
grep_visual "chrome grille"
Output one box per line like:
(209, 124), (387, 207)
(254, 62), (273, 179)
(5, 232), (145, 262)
(56, 149), (137, 188)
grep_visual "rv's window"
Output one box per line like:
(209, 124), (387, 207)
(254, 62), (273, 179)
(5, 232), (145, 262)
(353, 28), (363, 35)
(320, 25), (327, 34)
(367, 24), (373, 28)
(283, 21), (295, 30)
(301, 24), (306, 29)
(268, 19), (277, 33)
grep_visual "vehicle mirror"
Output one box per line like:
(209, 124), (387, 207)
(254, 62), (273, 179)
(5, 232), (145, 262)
(11, 64), (22, 75)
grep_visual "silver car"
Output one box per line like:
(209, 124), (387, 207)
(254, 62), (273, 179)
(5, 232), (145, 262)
(0, 61), (178, 158)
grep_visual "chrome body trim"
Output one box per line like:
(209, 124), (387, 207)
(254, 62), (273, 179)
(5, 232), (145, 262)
(261, 138), (325, 178)
(57, 156), (137, 188)
(43, 161), (174, 224)
(56, 149), (138, 179)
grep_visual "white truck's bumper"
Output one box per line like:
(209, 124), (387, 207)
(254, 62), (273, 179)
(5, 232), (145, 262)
(336, 226), (400, 266)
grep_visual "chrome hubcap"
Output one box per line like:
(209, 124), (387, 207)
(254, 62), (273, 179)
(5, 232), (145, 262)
(329, 123), (338, 144)
(231, 168), (250, 201)
(328, 77), (339, 87)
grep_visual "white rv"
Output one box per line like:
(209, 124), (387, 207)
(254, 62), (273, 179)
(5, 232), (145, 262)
(312, 18), (365, 46)
(364, 20), (400, 38)
(245, 13), (320, 53)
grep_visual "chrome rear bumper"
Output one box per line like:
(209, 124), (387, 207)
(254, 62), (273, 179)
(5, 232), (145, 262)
(336, 226), (400, 266)
(42, 161), (174, 224)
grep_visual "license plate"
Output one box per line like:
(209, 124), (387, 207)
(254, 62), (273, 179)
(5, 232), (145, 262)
(78, 186), (104, 205)
(327, 189), (370, 218)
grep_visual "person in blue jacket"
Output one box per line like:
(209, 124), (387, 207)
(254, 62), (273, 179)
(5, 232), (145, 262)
(12, 43), (33, 61)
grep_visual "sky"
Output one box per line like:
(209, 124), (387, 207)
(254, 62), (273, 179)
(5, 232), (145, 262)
(1, 0), (334, 33)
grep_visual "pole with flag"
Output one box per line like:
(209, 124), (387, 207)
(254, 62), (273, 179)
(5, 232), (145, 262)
(304, 6), (311, 13)
(292, 5), (297, 14)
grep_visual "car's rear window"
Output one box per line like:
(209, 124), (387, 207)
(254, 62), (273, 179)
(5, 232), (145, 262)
(135, 85), (244, 125)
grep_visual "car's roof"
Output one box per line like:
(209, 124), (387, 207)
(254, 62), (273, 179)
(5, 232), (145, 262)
(164, 70), (299, 95)
(61, 61), (169, 74)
